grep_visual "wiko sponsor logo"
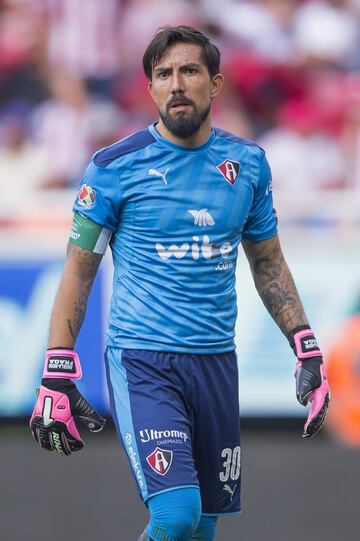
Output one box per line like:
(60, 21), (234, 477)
(140, 428), (189, 444)
(125, 433), (144, 489)
(156, 236), (233, 266)
(47, 356), (74, 372)
(155, 210), (233, 270)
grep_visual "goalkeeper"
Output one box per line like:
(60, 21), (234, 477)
(30, 25), (329, 541)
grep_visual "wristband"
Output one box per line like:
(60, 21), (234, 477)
(43, 349), (82, 380)
(290, 328), (322, 360)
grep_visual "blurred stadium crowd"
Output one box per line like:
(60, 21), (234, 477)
(1, 0), (360, 198)
(0, 0), (359, 448)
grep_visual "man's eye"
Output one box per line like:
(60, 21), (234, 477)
(159, 71), (169, 78)
(186, 68), (197, 74)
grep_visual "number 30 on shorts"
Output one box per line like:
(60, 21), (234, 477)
(219, 446), (241, 482)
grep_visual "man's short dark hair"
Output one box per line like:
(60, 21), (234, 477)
(143, 25), (221, 80)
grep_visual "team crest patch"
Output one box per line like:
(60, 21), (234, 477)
(77, 184), (96, 208)
(146, 447), (173, 476)
(217, 160), (240, 185)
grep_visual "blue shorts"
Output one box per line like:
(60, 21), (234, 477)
(105, 348), (241, 515)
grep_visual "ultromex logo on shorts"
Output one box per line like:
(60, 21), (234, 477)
(147, 447), (173, 476)
(125, 433), (144, 489)
(139, 428), (189, 445)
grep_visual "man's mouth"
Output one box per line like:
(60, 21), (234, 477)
(171, 104), (191, 110)
(168, 100), (193, 111)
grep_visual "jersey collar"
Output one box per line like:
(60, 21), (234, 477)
(148, 122), (216, 153)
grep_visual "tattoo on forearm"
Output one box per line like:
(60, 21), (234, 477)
(244, 237), (308, 336)
(67, 319), (76, 341)
(49, 244), (102, 347)
(256, 264), (307, 334)
(60, 244), (102, 342)
(66, 283), (92, 341)
(253, 256), (282, 281)
(67, 242), (102, 279)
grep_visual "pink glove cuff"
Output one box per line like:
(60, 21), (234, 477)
(43, 349), (82, 380)
(293, 329), (322, 360)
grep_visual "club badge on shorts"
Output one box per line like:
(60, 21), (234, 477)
(146, 447), (173, 475)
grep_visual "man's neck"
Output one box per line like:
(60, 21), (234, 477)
(155, 118), (212, 148)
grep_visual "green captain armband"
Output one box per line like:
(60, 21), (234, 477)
(69, 212), (112, 254)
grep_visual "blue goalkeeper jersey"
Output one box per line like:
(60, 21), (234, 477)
(73, 123), (277, 353)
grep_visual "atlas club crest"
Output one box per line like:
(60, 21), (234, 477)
(146, 447), (173, 476)
(217, 160), (240, 185)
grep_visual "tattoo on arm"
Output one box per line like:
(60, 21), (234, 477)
(242, 236), (308, 336)
(67, 319), (76, 341)
(66, 242), (102, 280)
(65, 244), (102, 341)
(66, 285), (92, 340)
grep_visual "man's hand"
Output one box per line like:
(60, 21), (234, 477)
(30, 379), (106, 455)
(290, 327), (330, 438)
(30, 349), (105, 455)
(295, 358), (330, 438)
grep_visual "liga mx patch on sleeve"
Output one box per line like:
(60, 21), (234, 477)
(77, 184), (96, 208)
(70, 212), (112, 254)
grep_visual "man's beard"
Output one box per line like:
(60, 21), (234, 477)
(159, 99), (211, 139)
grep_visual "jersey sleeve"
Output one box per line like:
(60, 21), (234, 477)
(72, 157), (123, 231)
(242, 150), (278, 241)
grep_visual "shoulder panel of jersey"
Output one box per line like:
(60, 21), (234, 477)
(214, 127), (264, 152)
(73, 127), (156, 231)
(93, 127), (156, 168)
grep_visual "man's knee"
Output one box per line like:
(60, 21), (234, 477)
(192, 515), (218, 540)
(146, 487), (202, 541)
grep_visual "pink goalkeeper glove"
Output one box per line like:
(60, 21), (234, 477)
(30, 349), (105, 455)
(289, 327), (330, 438)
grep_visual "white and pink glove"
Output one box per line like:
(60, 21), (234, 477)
(289, 327), (330, 438)
(30, 349), (105, 455)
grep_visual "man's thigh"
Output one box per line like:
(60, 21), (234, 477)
(192, 352), (241, 515)
(105, 347), (199, 503)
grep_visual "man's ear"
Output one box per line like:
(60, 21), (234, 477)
(148, 80), (158, 103)
(210, 73), (224, 98)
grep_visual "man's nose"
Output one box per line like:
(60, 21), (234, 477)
(170, 72), (185, 94)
